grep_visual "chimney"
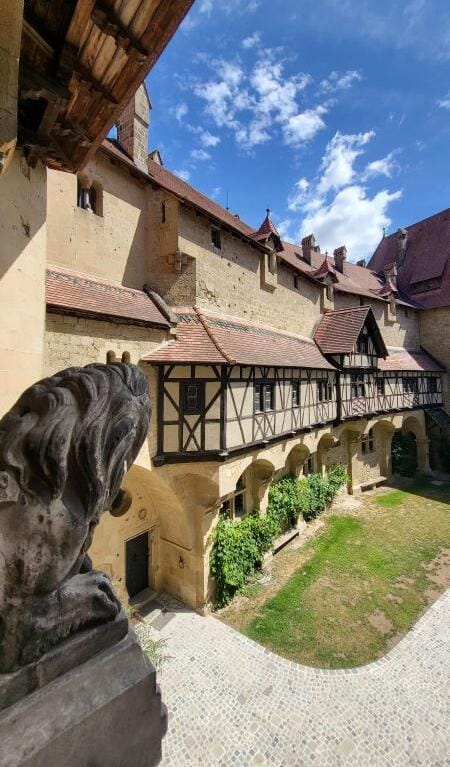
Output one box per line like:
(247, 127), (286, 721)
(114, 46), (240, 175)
(333, 245), (347, 274)
(116, 83), (151, 172)
(396, 227), (408, 266)
(356, 258), (366, 268)
(301, 234), (318, 265)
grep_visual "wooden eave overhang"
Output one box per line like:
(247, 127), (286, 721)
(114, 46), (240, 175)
(18, 0), (195, 172)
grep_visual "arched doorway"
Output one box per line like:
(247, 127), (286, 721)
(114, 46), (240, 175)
(391, 430), (417, 477)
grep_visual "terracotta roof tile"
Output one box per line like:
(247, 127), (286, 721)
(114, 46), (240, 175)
(144, 308), (334, 369)
(46, 265), (170, 328)
(368, 207), (450, 309)
(314, 306), (387, 356)
(379, 348), (445, 372)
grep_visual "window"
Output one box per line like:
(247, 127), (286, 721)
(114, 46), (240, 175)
(428, 377), (438, 394)
(161, 201), (167, 223)
(317, 379), (333, 402)
(294, 275), (299, 290)
(304, 453), (315, 476)
(77, 177), (101, 215)
(220, 475), (247, 520)
(211, 227), (222, 250)
(376, 377), (385, 396)
(361, 428), (375, 455)
(254, 382), (274, 412)
(357, 331), (369, 355)
(292, 382), (300, 407)
(402, 377), (418, 394)
(181, 382), (205, 414)
(350, 373), (365, 398)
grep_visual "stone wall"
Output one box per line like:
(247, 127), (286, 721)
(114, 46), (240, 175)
(47, 153), (149, 289)
(419, 307), (450, 410)
(179, 207), (321, 337)
(44, 313), (167, 461)
(334, 291), (421, 349)
(0, 151), (47, 416)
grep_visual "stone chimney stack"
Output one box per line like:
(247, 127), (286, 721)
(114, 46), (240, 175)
(116, 83), (151, 172)
(396, 227), (408, 266)
(301, 234), (319, 265)
(333, 245), (347, 274)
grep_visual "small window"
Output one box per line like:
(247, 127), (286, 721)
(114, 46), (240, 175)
(219, 474), (247, 520)
(402, 377), (418, 394)
(350, 373), (365, 398)
(181, 382), (205, 414)
(294, 275), (299, 290)
(376, 377), (385, 396)
(317, 379), (333, 402)
(254, 382), (274, 412)
(357, 331), (369, 355)
(211, 227), (222, 250)
(161, 201), (167, 223)
(361, 428), (375, 455)
(428, 377), (438, 394)
(292, 382), (299, 407)
(77, 177), (101, 215)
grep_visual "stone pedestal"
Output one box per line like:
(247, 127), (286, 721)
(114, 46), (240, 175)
(0, 629), (167, 767)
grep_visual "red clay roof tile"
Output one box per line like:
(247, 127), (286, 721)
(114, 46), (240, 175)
(46, 265), (170, 328)
(379, 348), (445, 372)
(144, 307), (334, 369)
(314, 306), (387, 356)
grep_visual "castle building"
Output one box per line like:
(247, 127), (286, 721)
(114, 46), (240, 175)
(37, 87), (450, 610)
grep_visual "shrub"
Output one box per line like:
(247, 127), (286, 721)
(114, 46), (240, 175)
(302, 465), (348, 521)
(210, 513), (276, 607)
(267, 475), (304, 531)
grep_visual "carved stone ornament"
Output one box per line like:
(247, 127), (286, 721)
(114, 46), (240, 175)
(0, 363), (150, 673)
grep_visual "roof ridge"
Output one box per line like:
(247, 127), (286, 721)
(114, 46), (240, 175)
(194, 306), (236, 364)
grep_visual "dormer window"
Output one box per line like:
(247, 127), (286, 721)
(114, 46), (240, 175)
(357, 330), (369, 355)
(211, 227), (221, 250)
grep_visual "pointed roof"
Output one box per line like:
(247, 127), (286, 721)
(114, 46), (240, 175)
(251, 210), (283, 250)
(312, 256), (339, 283)
(314, 306), (387, 357)
(144, 307), (334, 369)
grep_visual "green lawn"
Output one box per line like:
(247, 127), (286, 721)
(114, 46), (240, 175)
(218, 481), (450, 668)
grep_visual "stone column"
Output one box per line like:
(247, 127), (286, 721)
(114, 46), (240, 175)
(416, 438), (431, 475)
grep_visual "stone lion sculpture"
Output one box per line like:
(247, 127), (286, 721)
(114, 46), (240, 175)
(0, 363), (150, 673)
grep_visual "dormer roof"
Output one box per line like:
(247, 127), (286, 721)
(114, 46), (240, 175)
(314, 306), (388, 357)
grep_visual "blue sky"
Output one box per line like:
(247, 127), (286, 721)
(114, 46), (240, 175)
(144, 0), (450, 261)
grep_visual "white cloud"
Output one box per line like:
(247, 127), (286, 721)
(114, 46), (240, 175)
(200, 130), (221, 147)
(174, 102), (188, 122)
(211, 186), (222, 199)
(300, 185), (401, 260)
(283, 106), (327, 146)
(437, 92), (450, 109)
(319, 70), (362, 93)
(276, 219), (294, 240)
(288, 178), (310, 212)
(175, 169), (191, 182)
(198, 0), (213, 14)
(363, 151), (397, 180)
(242, 32), (261, 49)
(317, 131), (374, 195)
(190, 148), (211, 161)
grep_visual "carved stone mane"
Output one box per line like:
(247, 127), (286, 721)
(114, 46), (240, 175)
(0, 363), (150, 673)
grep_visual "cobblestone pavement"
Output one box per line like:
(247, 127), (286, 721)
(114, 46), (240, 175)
(138, 590), (450, 767)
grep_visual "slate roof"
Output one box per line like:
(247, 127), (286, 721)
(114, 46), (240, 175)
(144, 307), (334, 369)
(46, 265), (170, 328)
(368, 208), (450, 309)
(314, 306), (388, 357)
(378, 348), (445, 373)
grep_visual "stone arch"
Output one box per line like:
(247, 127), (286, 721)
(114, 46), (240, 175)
(286, 443), (310, 477)
(372, 419), (396, 478)
(317, 432), (338, 475)
(243, 458), (276, 512)
(401, 414), (430, 474)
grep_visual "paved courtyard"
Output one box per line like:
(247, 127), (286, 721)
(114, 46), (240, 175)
(139, 590), (450, 766)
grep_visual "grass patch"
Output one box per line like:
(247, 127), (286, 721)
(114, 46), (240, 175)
(220, 481), (450, 668)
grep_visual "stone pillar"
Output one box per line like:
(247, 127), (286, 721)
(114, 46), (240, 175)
(0, 1), (23, 174)
(416, 438), (431, 475)
(379, 432), (394, 480)
(346, 434), (360, 494)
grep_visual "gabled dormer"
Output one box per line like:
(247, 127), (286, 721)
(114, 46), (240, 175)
(252, 210), (283, 291)
(314, 306), (388, 370)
